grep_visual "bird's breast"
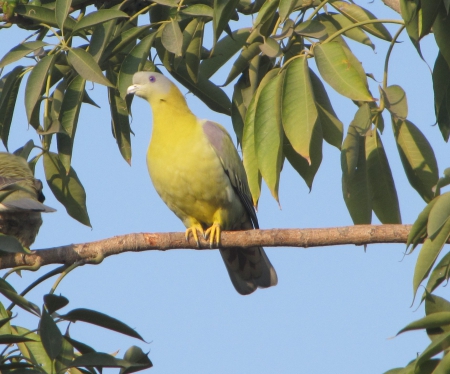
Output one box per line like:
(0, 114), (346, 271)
(147, 124), (237, 227)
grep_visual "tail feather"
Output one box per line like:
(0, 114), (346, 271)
(220, 246), (278, 295)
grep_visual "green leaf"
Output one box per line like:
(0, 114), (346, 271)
(55, 0), (72, 31)
(432, 351), (450, 374)
(282, 57), (318, 163)
(400, 0), (421, 56)
(14, 139), (35, 160)
(64, 335), (95, 355)
(325, 13), (374, 49)
(314, 42), (373, 101)
(351, 103), (371, 136)
(382, 85), (408, 120)
(294, 20), (327, 39)
(0, 334), (35, 344)
(425, 251), (450, 296)
(185, 18), (205, 82)
(365, 130), (401, 224)
(284, 121), (323, 190)
(67, 48), (113, 87)
(0, 41), (49, 68)
(231, 76), (248, 145)
(0, 278), (40, 316)
(259, 37), (281, 58)
(108, 72), (132, 164)
(89, 18), (118, 63)
(242, 70), (279, 206)
(223, 42), (262, 86)
(393, 119), (439, 203)
(0, 234), (27, 254)
(162, 18), (183, 56)
(60, 308), (145, 341)
(428, 192), (450, 238)
(68, 352), (126, 369)
(43, 294), (69, 314)
(117, 32), (156, 99)
(255, 70), (283, 201)
(415, 330), (450, 369)
(0, 66), (25, 150)
(39, 308), (63, 359)
(397, 312), (450, 335)
(43, 152), (91, 226)
(55, 333), (74, 374)
(120, 346), (153, 374)
(434, 4), (450, 68)
(341, 125), (371, 224)
(331, 1), (392, 41)
(200, 28), (251, 79)
(73, 9), (128, 33)
(101, 25), (152, 64)
(57, 76), (85, 172)
(213, 0), (240, 44)
(25, 54), (56, 124)
(407, 197), (439, 250)
(433, 52), (450, 142)
(413, 218), (450, 299)
(253, 0), (279, 28)
(15, 5), (76, 31)
(279, 0), (297, 22)
(309, 69), (343, 149)
(420, 0), (442, 38)
(12, 326), (52, 374)
(181, 4), (213, 17)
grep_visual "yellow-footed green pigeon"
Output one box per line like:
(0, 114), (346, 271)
(127, 72), (278, 295)
(0, 152), (55, 247)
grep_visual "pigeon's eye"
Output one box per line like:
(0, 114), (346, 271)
(149, 76), (156, 83)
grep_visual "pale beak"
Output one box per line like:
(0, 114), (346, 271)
(126, 84), (139, 95)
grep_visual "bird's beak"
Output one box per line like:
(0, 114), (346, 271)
(126, 84), (139, 95)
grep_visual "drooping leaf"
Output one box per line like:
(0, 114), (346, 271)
(433, 3), (450, 68)
(67, 48), (114, 87)
(0, 41), (49, 68)
(415, 330), (450, 369)
(407, 197), (439, 251)
(185, 18), (205, 82)
(413, 218), (450, 299)
(55, 0), (72, 31)
(0, 279), (40, 316)
(314, 42), (373, 101)
(55, 332), (74, 374)
(43, 152), (91, 226)
(382, 85), (408, 120)
(282, 56), (318, 163)
(397, 312), (450, 335)
(0, 66), (25, 150)
(0, 234), (27, 254)
(39, 308), (63, 359)
(309, 69), (343, 149)
(15, 4), (76, 31)
(212, 0), (240, 44)
(393, 119), (439, 203)
(12, 326), (53, 374)
(428, 192), (450, 238)
(254, 70), (283, 201)
(425, 251), (450, 296)
(73, 9), (128, 33)
(294, 20), (327, 39)
(331, 1), (392, 41)
(400, 0), (421, 56)
(25, 54), (56, 124)
(433, 52), (450, 142)
(279, 0), (297, 21)
(60, 308), (144, 341)
(323, 13), (374, 49)
(341, 125), (371, 224)
(162, 18), (183, 56)
(181, 4), (213, 17)
(57, 75), (86, 172)
(420, 0), (442, 38)
(200, 28), (251, 79)
(253, 0), (279, 28)
(365, 130), (401, 224)
(43, 294), (69, 314)
(223, 42), (262, 86)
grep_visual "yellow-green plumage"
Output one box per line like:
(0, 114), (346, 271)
(127, 72), (277, 295)
(0, 152), (55, 247)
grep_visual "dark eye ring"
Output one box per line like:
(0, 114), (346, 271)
(149, 76), (156, 83)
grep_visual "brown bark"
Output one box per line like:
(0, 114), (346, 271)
(0, 224), (413, 270)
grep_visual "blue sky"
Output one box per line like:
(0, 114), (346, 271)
(1, 2), (448, 373)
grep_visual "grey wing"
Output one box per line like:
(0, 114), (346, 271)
(202, 120), (258, 228)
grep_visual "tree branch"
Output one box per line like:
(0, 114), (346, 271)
(0, 224), (414, 270)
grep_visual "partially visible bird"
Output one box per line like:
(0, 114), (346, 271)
(127, 72), (278, 295)
(0, 152), (55, 247)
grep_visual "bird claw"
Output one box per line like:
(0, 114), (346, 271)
(185, 226), (204, 247)
(205, 223), (221, 248)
